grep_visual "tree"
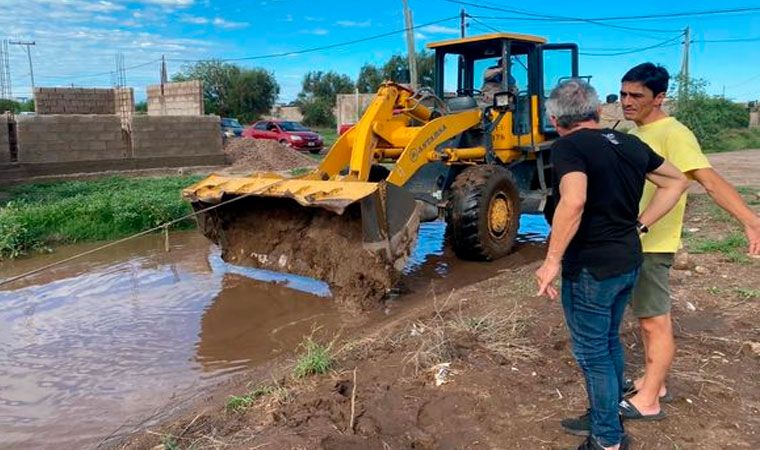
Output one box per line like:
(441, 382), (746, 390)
(297, 71), (355, 106)
(227, 68), (280, 124)
(356, 63), (383, 93)
(135, 101), (148, 113)
(0, 99), (21, 114)
(296, 71), (355, 127)
(300, 97), (336, 127)
(173, 60), (279, 122)
(670, 75), (749, 150)
(381, 50), (435, 87)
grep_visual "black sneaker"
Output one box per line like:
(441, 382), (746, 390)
(570, 434), (631, 450)
(561, 410), (591, 436)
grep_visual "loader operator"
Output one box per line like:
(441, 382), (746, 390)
(480, 57), (518, 105)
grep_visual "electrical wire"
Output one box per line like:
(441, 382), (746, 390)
(446, 0), (760, 23)
(579, 34), (684, 56)
(445, 0), (685, 34)
(167, 15), (459, 63)
(36, 59), (161, 81)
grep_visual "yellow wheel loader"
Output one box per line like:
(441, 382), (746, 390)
(182, 33), (579, 302)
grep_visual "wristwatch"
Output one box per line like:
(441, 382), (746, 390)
(636, 221), (649, 235)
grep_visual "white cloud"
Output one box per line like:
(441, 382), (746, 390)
(300, 28), (329, 36)
(82, 1), (125, 12)
(139, 0), (194, 7)
(336, 20), (371, 28)
(419, 24), (459, 35)
(212, 17), (249, 29)
(415, 32), (427, 39)
(304, 16), (323, 22)
(179, 14), (209, 25)
(283, 14), (293, 22)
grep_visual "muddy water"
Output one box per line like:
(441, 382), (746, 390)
(0, 215), (549, 449)
(0, 232), (344, 450)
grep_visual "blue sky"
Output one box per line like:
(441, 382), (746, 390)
(1, 0), (759, 103)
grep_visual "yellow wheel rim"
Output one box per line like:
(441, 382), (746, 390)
(489, 194), (509, 237)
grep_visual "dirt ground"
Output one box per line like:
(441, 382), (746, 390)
(222, 138), (317, 173)
(116, 152), (759, 450)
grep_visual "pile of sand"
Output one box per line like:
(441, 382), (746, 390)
(222, 138), (317, 172)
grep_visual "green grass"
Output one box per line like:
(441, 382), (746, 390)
(288, 167), (312, 177)
(225, 385), (274, 412)
(293, 337), (333, 378)
(703, 128), (760, 153)
(0, 175), (203, 259)
(314, 126), (338, 149)
(686, 231), (750, 263)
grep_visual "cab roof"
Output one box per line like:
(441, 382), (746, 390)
(426, 32), (547, 51)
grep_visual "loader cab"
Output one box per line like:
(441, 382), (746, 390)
(427, 33), (578, 140)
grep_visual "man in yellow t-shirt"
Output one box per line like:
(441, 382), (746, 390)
(620, 64), (760, 420)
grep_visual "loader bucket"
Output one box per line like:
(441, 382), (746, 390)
(182, 174), (421, 308)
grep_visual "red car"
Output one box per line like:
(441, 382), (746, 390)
(243, 120), (324, 154)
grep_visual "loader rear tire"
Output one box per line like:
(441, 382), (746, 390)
(447, 165), (520, 261)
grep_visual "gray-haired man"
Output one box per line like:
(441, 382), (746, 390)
(535, 79), (688, 450)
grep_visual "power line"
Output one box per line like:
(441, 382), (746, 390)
(579, 34), (685, 56)
(168, 15), (459, 63)
(698, 36), (760, 43)
(444, 0), (685, 34)
(468, 16), (501, 34)
(446, 1), (760, 23)
(36, 59), (161, 81)
(579, 35), (760, 55)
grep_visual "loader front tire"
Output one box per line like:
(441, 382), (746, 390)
(447, 165), (520, 261)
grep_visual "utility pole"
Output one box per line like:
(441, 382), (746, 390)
(679, 26), (690, 98)
(9, 41), (36, 91)
(460, 8), (467, 38)
(401, 0), (417, 89)
(0, 40), (11, 99)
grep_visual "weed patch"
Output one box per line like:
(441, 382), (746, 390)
(0, 175), (202, 259)
(293, 338), (334, 378)
(225, 385), (275, 412)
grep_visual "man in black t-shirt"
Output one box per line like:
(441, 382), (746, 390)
(534, 79), (688, 450)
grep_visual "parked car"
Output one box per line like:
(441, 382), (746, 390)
(243, 120), (324, 154)
(221, 117), (244, 138)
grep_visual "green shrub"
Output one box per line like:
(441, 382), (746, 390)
(670, 75), (752, 152)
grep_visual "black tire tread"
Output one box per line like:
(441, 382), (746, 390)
(447, 165), (520, 261)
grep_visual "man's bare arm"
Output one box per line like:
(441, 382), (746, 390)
(639, 160), (690, 229)
(545, 172), (587, 262)
(690, 167), (760, 255)
(535, 172), (586, 299)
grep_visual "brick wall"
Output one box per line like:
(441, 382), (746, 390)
(147, 80), (204, 116)
(131, 115), (222, 158)
(336, 93), (374, 127)
(0, 115), (9, 163)
(114, 87), (135, 122)
(34, 88), (118, 115)
(268, 105), (304, 122)
(599, 103), (635, 130)
(16, 115), (128, 163)
(751, 111), (759, 128)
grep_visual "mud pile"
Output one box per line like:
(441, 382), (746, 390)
(222, 138), (317, 172)
(194, 197), (399, 310)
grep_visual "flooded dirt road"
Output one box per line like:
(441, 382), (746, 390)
(0, 216), (548, 449)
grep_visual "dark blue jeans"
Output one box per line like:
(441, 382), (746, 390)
(561, 267), (639, 447)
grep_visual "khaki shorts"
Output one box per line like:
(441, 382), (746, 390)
(630, 253), (674, 318)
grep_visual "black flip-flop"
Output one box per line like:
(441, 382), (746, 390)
(622, 379), (674, 403)
(619, 399), (667, 421)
